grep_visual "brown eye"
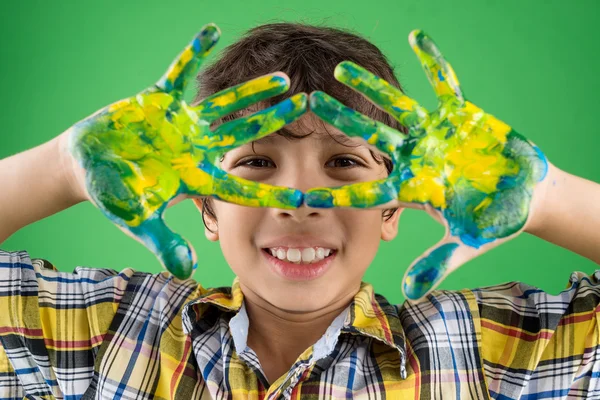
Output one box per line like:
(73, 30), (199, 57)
(236, 157), (275, 169)
(326, 157), (364, 169)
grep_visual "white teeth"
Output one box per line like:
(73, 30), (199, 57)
(276, 248), (286, 260)
(266, 247), (334, 264)
(286, 248), (302, 263)
(301, 248), (316, 263)
(316, 248), (325, 259)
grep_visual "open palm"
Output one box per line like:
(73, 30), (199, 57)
(307, 30), (549, 300)
(68, 24), (307, 279)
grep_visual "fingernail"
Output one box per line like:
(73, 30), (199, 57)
(197, 24), (220, 51)
(164, 244), (194, 280)
(278, 189), (304, 208)
(305, 190), (335, 208)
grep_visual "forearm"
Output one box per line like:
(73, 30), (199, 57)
(0, 130), (87, 244)
(526, 162), (600, 264)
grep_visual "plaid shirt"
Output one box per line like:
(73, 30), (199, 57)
(0, 249), (598, 399)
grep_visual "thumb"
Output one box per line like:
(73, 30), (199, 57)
(127, 213), (197, 280)
(402, 241), (465, 301)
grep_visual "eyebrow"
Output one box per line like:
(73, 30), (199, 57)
(220, 127), (373, 163)
(251, 127), (365, 148)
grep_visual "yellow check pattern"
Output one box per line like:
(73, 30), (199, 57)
(0, 250), (598, 399)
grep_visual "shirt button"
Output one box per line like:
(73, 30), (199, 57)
(570, 272), (579, 283)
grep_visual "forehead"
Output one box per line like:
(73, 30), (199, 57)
(251, 128), (362, 148)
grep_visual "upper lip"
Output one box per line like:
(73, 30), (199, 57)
(260, 235), (339, 249)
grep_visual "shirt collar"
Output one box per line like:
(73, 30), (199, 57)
(182, 277), (407, 378)
(339, 280), (407, 379)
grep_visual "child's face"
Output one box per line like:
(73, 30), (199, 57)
(194, 113), (401, 312)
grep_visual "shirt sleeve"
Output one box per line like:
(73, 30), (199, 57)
(474, 270), (600, 398)
(0, 249), (134, 399)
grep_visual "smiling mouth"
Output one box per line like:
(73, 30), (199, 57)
(261, 248), (337, 264)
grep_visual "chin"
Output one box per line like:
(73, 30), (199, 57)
(269, 295), (330, 313)
(260, 278), (341, 312)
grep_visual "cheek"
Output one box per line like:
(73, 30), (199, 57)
(341, 208), (384, 237)
(339, 209), (385, 265)
(213, 203), (265, 270)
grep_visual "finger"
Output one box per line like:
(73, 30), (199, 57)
(127, 212), (197, 280)
(309, 91), (407, 160)
(196, 73), (291, 123)
(183, 160), (304, 209)
(304, 177), (400, 209)
(156, 23), (220, 96)
(204, 93), (308, 151)
(408, 30), (464, 104)
(402, 241), (461, 300)
(334, 61), (429, 129)
(211, 174), (304, 209)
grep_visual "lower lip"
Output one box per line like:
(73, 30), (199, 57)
(262, 249), (337, 281)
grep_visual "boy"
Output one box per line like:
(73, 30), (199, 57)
(1, 22), (599, 399)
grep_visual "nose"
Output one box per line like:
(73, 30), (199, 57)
(275, 201), (323, 221)
(271, 160), (326, 221)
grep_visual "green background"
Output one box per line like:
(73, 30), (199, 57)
(1, 0), (598, 304)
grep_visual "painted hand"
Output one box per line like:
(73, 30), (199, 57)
(307, 30), (549, 300)
(67, 24), (307, 279)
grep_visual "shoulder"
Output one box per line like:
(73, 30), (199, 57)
(0, 248), (206, 306)
(472, 270), (600, 316)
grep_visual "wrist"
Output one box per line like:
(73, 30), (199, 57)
(524, 161), (600, 264)
(524, 161), (560, 236)
(57, 129), (89, 204)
